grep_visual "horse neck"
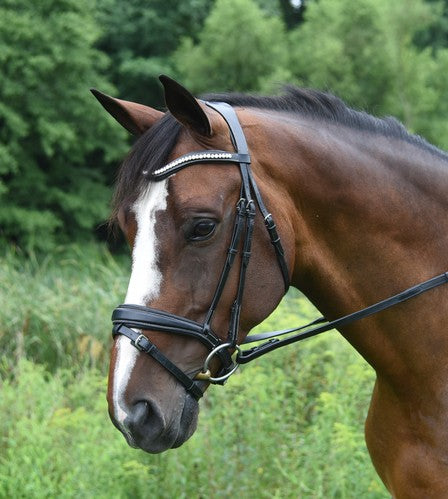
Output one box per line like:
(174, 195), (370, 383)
(249, 109), (448, 380)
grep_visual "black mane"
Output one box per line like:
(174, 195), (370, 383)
(112, 86), (446, 217)
(206, 86), (402, 133)
(112, 113), (182, 218)
(204, 86), (443, 151)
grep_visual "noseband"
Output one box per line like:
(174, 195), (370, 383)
(112, 101), (448, 401)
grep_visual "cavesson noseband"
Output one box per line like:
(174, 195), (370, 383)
(112, 101), (448, 401)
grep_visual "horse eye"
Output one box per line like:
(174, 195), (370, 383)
(189, 219), (216, 241)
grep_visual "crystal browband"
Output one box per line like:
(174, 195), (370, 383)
(147, 150), (251, 180)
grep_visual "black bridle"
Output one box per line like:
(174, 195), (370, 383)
(112, 101), (448, 401)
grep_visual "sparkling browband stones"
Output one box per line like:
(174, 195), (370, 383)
(153, 151), (233, 176)
(146, 150), (250, 180)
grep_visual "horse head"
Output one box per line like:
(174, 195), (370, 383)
(93, 76), (293, 452)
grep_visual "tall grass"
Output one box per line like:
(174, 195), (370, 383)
(0, 244), (388, 498)
(0, 244), (128, 372)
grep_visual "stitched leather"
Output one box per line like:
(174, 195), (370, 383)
(112, 323), (204, 400)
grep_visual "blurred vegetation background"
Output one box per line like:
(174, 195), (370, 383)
(1, 0), (448, 496)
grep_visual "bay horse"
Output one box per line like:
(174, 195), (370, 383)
(93, 76), (448, 498)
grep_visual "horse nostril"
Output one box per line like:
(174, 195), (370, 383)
(126, 399), (165, 440)
(132, 400), (149, 425)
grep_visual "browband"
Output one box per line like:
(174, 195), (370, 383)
(149, 151), (251, 180)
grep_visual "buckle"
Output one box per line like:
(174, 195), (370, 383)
(264, 213), (275, 229)
(133, 334), (148, 352)
(246, 200), (255, 215)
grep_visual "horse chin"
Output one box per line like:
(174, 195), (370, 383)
(171, 393), (199, 448)
(133, 393), (199, 454)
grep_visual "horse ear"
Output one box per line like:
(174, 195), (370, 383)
(159, 75), (212, 137)
(90, 89), (163, 136)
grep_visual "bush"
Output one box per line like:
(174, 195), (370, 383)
(0, 245), (388, 497)
(0, 0), (127, 250)
(0, 244), (127, 372)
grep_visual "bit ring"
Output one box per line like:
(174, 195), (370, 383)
(195, 343), (241, 383)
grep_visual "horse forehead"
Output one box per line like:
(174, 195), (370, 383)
(130, 181), (168, 245)
(129, 180), (170, 256)
(168, 164), (240, 206)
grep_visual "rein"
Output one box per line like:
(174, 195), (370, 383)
(238, 271), (448, 362)
(111, 101), (448, 400)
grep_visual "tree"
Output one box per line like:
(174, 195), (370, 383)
(0, 0), (127, 250)
(288, 0), (448, 148)
(95, 0), (215, 107)
(174, 0), (291, 94)
(278, 0), (308, 29)
(415, 0), (448, 50)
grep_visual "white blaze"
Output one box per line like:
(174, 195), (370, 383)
(112, 180), (169, 427)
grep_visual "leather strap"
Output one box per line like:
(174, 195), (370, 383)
(202, 195), (246, 335)
(204, 102), (250, 156)
(237, 271), (448, 363)
(112, 304), (234, 372)
(112, 323), (204, 400)
(249, 171), (290, 291)
(227, 199), (256, 346)
(205, 101), (290, 291)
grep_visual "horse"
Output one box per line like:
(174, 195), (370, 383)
(93, 76), (448, 498)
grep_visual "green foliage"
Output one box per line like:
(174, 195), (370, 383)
(171, 0), (448, 149)
(0, 360), (156, 498)
(278, 0), (307, 29)
(415, 0), (448, 50)
(0, 244), (127, 371)
(0, 246), (388, 497)
(174, 0), (291, 94)
(288, 0), (448, 148)
(3, 0), (448, 252)
(0, 0), (127, 251)
(95, 0), (215, 106)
